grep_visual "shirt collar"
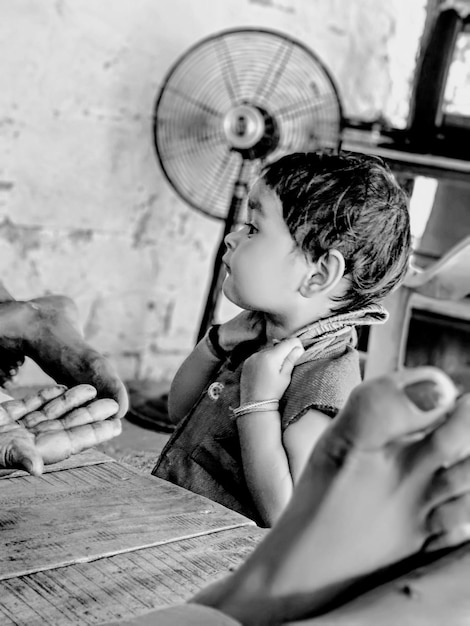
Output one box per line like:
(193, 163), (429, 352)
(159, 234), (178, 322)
(292, 303), (388, 364)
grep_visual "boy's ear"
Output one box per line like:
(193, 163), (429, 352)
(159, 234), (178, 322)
(299, 249), (346, 297)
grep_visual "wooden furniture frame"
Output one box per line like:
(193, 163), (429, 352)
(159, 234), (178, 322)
(364, 236), (470, 380)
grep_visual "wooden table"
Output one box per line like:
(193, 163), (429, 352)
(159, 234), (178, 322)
(0, 450), (267, 626)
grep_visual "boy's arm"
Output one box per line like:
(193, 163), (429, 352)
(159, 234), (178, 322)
(282, 409), (331, 482)
(237, 408), (330, 526)
(236, 338), (306, 527)
(168, 334), (225, 423)
(169, 311), (265, 423)
(236, 409), (292, 526)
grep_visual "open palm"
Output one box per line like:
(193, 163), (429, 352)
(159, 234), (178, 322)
(0, 384), (121, 475)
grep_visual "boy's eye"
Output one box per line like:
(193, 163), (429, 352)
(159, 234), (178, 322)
(244, 222), (258, 235)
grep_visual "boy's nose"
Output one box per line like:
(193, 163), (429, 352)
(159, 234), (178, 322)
(224, 230), (237, 249)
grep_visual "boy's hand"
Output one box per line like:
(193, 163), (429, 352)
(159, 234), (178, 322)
(0, 384), (121, 475)
(240, 337), (305, 404)
(218, 311), (266, 353)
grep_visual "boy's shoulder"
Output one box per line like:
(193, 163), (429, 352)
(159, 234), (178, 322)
(281, 348), (361, 428)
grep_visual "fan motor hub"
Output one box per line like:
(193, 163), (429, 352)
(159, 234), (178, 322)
(223, 105), (266, 149)
(223, 104), (279, 159)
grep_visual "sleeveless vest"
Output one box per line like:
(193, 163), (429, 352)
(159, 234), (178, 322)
(153, 304), (387, 525)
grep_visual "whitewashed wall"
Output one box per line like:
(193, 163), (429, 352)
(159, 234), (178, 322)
(0, 0), (426, 385)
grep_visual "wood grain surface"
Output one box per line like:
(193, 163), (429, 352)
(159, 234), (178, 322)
(0, 525), (266, 625)
(0, 449), (114, 480)
(0, 459), (256, 581)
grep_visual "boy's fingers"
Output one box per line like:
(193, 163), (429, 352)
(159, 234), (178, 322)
(283, 346), (305, 369)
(32, 399), (119, 432)
(3, 386), (67, 421)
(270, 337), (302, 356)
(20, 384), (97, 427)
(274, 338), (304, 373)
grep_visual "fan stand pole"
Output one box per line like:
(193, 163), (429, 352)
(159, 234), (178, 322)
(196, 159), (250, 342)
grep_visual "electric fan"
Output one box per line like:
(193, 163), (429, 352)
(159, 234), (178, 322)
(153, 27), (343, 341)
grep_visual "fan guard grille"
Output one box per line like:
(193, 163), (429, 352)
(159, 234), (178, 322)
(154, 28), (343, 220)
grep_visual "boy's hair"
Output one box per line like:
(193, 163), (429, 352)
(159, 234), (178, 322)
(261, 151), (411, 314)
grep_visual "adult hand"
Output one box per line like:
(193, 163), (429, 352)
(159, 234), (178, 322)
(0, 384), (121, 475)
(0, 349), (24, 387)
(218, 310), (266, 353)
(0, 280), (27, 385)
(0, 294), (129, 418)
(239, 337), (304, 405)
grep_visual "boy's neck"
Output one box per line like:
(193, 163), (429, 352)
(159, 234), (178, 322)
(264, 300), (334, 343)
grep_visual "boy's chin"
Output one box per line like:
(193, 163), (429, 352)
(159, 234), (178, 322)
(222, 281), (259, 312)
(221, 284), (239, 307)
(222, 291), (251, 312)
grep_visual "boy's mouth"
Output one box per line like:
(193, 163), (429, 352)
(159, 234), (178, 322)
(222, 255), (231, 274)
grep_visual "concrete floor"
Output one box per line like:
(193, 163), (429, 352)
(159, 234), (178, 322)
(97, 415), (171, 474)
(96, 378), (175, 473)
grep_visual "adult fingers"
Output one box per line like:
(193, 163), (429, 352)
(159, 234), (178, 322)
(393, 366), (458, 432)
(11, 443), (44, 476)
(1, 435), (44, 475)
(333, 367), (458, 449)
(20, 384), (97, 427)
(32, 398), (119, 432)
(73, 365), (129, 419)
(36, 417), (122, 465)
(420, 395), (470, 552)
(70, 416), (122, 451)
(420, 394), (470, 473)
(0, 349), (24, 386)
(2, 386), (67, 422)
(98, 376), (128, 419)
(425, 492), (470, 551)
(425, 456), (470, 512)
(76, 351), (129, 419)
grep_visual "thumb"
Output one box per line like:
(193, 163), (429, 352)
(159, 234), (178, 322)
(335, 367), (458, 449)
(11, 441), (44, 476)
(278, 338), (305, 375)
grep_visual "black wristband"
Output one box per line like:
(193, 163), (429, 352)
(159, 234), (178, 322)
(207, 324), (229, 360)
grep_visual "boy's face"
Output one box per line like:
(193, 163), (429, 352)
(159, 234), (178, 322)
(222, 178), (309, 313)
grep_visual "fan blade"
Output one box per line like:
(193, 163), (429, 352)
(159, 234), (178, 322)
(274, 94), (339, 119)
(200, 147), (240, 207)
(254, 41), (293, 100)
(214, 37), (241, 105)
(164, 85), (224, 118)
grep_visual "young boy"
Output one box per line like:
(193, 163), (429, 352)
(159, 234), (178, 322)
(152, 151), (411, 527)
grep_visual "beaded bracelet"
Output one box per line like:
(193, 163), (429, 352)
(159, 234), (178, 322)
(205, 324), (230, 360)
(232, 399), (280, 420)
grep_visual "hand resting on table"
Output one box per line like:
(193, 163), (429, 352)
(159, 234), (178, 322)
(0, 384), (121, 475)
